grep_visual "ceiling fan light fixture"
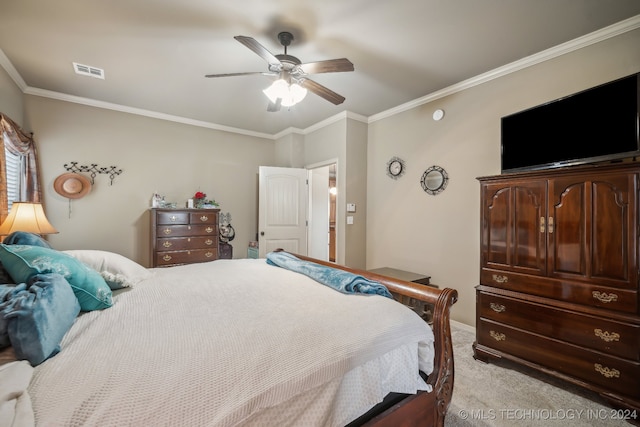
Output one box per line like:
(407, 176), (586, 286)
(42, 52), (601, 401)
(263, 79), (307, 107)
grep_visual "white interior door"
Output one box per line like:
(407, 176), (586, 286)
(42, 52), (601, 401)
(258, 166), (308, 258)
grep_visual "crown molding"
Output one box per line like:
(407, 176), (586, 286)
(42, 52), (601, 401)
(22, 86), (275, 140)
(368, 14), (640, 124)
(0, 49), (26, 91)
(3, 14), (639, 138)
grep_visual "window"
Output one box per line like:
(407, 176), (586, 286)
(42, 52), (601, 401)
(4, 144), (21, 212)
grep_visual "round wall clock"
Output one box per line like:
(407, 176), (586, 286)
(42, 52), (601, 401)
(386, 157), (406, 180)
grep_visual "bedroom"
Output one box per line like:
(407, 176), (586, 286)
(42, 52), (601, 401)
(0, 2), (638, 328)
(0, 2), (639, 425)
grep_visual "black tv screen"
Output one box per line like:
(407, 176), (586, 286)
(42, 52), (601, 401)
(501, 73), (640, 173)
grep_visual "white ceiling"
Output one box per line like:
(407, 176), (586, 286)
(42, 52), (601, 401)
(1, 1), (640, 137)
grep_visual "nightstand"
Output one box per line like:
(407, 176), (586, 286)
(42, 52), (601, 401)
(367, 267), (435, 288)
(368, 267), (437, 324)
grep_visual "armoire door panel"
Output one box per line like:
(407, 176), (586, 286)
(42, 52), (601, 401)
(549, 179), (587, 277)
(482, 181), (546, 275)
(590, 177), (631, 284)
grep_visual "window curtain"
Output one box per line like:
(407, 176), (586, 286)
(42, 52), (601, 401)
(0, 113), (42, 223)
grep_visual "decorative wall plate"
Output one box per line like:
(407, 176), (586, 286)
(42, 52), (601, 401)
(421, 165), (449, 195)
(386, 156), (406, 179)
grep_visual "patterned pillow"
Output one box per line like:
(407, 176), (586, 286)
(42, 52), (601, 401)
(0, 244), (112, 311)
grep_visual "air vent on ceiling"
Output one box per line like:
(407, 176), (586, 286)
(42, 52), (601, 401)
(73, 62), (105, 79)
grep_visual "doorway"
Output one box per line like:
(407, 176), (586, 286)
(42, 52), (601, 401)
(307, 162), (337, 262)
(258, 162), (337, 262)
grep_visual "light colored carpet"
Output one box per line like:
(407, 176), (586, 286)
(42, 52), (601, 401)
(445, 321), (636, 427)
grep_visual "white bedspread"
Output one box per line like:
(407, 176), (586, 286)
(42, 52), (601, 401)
(28, 259), (434, 426)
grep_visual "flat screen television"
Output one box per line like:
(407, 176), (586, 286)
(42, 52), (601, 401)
(501, 72), (640, 173)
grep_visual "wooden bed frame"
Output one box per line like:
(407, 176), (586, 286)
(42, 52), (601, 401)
(288, 251), (459, 427)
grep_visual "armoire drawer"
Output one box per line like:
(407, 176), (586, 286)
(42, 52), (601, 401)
(477, 319), (640, 398)
(481, 268), (638, 314)
(478, 291), (640, 360)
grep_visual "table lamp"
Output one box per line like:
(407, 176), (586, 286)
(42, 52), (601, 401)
(0, 202), (59, 235)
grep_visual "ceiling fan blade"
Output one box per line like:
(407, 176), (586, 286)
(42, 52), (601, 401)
(205, 71), (275, 78)
(267, 98), (282, 112)
(234, 36), (281, 66)
(300, 79), (346, 105)
(299, 58), (354, 75)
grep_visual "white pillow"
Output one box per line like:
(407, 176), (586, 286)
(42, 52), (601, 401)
(63, 250), (150, 289)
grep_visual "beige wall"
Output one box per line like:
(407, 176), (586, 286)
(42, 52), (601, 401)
(24, 96), (275, 266)
(0, 65), (23, 125)
(366, 28), (640, 326)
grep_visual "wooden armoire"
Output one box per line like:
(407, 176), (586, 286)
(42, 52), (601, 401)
(474, 162), (640, 413)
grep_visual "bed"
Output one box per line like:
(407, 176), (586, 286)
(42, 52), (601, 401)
(0, 243), (457, 427)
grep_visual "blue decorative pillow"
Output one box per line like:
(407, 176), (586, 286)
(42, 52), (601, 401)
(0, 244), (112, 311)
(1, 273), (80, 365)
(0, 283), (27, 348)
(3, 231), (53, 248)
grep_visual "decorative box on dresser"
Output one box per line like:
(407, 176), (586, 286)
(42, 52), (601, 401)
(151, 208), (220, 267)
(473, 162), (640, 414)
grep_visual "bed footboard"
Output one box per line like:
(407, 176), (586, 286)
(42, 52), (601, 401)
(287, 252), (458, 427)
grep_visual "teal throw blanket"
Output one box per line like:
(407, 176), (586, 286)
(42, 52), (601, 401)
(266, 251), (393, 298)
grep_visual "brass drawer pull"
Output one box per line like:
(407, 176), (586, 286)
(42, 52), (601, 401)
(492, 274), (508, 284)
(540, 216), (545, 233)
(490, 302), (506, 313)
(489, 330), (506, 341)
(162, 255), (172, 261)
(200, 215), (209, 222)
(205, 227), (214, 233)
(162, 241), (172, 248)
(594, 363), (620, 379)
(592, 291), (618, 304)
(594, 329), (620, 342)
(205, 239), (213, 246)
(205, 251), (214, 258)
(169, 215), (177, 222)
(548, 216), (554, 233)
(163, 228), (172, 235)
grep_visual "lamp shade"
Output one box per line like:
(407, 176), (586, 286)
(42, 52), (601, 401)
(263, 79), (307, 107)
(0, 202), (58, 235)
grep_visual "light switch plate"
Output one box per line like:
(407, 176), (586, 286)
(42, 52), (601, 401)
(347, 216), (354, 224)
(347, 203), (356, 212)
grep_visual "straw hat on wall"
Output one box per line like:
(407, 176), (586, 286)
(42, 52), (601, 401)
(53, 173), (92, 199)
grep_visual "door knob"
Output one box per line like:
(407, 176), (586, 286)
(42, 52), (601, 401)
(260, 231), (265, 236)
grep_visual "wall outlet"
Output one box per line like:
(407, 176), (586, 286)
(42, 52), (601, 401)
(347, 216), (354, 225)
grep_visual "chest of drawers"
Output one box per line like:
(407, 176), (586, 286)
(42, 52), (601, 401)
(474, 163), (640, 413)
(150, 208), (220, 267)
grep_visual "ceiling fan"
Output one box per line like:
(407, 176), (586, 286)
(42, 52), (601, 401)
(205, 32), (354, 111)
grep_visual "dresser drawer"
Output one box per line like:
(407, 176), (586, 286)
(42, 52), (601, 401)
(156, 236), (218, 251)
(477, 319), (640, 398)
(478, 291), (640, 360)
(156, 211), (190, 225)
(155, 249), (218, 266)
(156, 224), (218, 238)
(189, 212), (217, 224)
(481, 268), (638, 314)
